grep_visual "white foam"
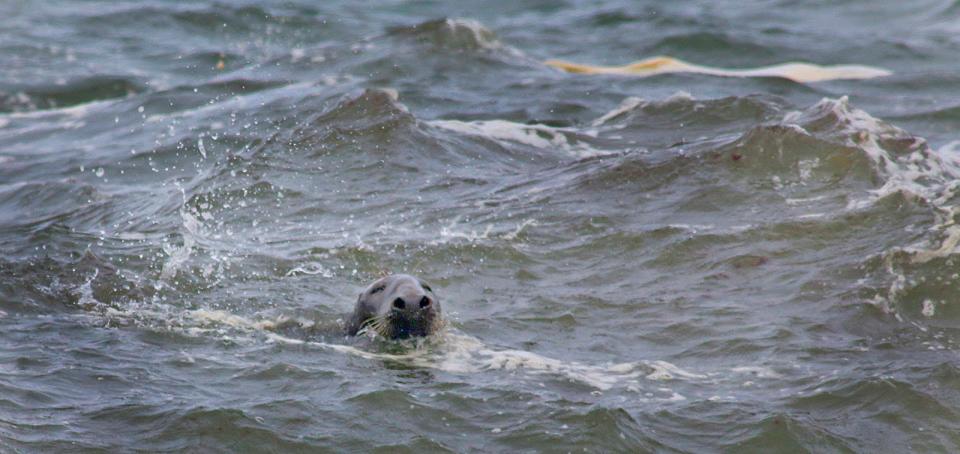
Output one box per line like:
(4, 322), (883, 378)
(73, 292), (800, 397)
(908, 225), (960, 264)
(646, 360), (708, 380)
(591, 92), (697, 128)
(285, 262), (335, 278)
(267, 328), (708, 392)
(290, 48), (306, 63)
(784, 195), (829, 205)
(437, 18), (526, 58)
(823, 111), (960, 267)
(592, 96), (644, 127)
(780, 96), (960, 274)
(188, 309), (281, 330)
(429, 119), (606, 158)
(825, 99), (960, 209)
(502, 219), (537, 240)
(344, 331), (690, 390)
(2, 99), (99, 120)
(105, 300), (700, 392)
(433, 216), (538, 245)
(730, 366), (783, 379)
(444, 18), (498, 50)
(438, 219), (492, 243)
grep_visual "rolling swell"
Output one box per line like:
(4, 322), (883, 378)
(3, 5), (960, 452)
(6, 84), (960, 451)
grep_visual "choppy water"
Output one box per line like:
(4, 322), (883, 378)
(3, 1), (960, 452)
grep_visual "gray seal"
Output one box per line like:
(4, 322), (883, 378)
(346, 274), (442, 339)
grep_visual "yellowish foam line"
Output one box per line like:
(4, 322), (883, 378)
(544, 56), (891, 83)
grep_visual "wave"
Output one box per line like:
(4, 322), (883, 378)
(0, 252), (148, 314)
(76, 4), (319, 36)
(586, 92), (786, 151)
(0, 76), (144, 113)
(592, 92), (784, 129)
(539, 94), (960, 328)
(428, 119), (606, 158)
(8, 74), (958, 357)
(0, 180), (105, 227)
(139, 89), (960, 320)
(388, 18), (518, 54)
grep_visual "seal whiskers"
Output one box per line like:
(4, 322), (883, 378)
(358, 312), (392, 338)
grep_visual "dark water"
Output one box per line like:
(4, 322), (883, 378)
(3, 1), (960, 452)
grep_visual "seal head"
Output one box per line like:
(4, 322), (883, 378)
(346, 274), (442, 339)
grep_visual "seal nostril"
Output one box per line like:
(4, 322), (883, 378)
(419, 296), (430, 308)
(392, 298), (405, 310)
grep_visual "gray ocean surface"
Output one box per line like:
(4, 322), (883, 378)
(3, 1), (960, 452)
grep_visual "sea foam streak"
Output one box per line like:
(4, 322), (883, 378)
(221, 308), (707, 392)
(266, 329), (703, 393)
(77, 293), (705, 393)
(545, 56), (891, 83)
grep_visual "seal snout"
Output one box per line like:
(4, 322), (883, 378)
(391, 294), (434, 312)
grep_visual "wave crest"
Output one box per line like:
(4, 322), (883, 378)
(389, 18), (509, 52)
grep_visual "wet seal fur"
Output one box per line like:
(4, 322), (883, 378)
(346, 274), (442, 339)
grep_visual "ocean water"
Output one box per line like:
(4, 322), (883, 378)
(3, 1), (960, 452)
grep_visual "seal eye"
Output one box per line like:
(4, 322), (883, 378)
(392, 298), (405, 310)
(419, 296), (431, 308)
(370, 285), (385, 295)
(421, 284), (432, 292)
